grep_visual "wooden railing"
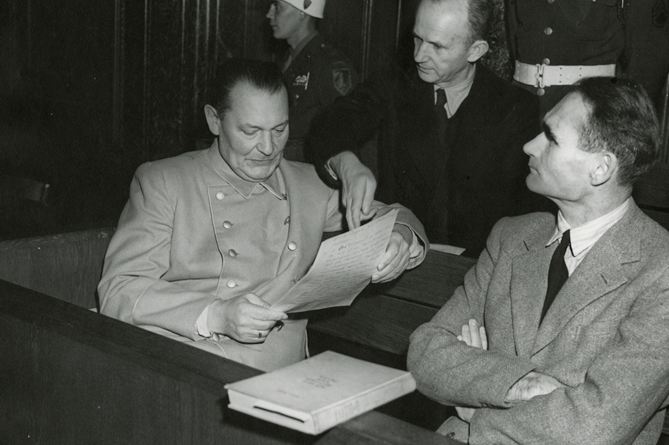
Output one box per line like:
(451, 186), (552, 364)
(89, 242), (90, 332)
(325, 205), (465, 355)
(1, 227), (667, 443)
(0, 227), (464, 444)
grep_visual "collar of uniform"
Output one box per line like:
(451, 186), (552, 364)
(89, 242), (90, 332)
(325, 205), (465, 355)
(206, 141), (286, 200)
(434, 64), (476, 118)
(547, 197), (632, 257)
(290, 29), (319, 62)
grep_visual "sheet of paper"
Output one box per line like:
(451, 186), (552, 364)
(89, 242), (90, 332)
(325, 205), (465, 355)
(271, 209), (399, 313)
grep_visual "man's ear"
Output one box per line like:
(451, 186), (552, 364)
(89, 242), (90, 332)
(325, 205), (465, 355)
(204, 105), (221, 136)
(591, 152), (618, 186)
(466, 39), (489, 63)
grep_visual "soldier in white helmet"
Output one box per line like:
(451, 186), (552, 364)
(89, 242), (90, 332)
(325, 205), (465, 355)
(266, 0), (359, 161)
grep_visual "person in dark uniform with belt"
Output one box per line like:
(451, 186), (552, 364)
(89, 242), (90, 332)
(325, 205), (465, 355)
(266, 0), (359, 161)
(508, 0), (669, 116)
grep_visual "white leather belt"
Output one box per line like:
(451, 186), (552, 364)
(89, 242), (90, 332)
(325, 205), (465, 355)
(514, 61), (616, 88)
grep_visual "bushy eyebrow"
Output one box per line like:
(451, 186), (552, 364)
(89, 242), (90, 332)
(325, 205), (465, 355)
(542, 121), (558, 145)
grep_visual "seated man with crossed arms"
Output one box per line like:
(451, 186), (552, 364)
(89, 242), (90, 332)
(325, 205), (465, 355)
(408, 77), (669, 444)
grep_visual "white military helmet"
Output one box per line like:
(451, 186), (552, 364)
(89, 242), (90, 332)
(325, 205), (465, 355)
(282, 0), (325, 18)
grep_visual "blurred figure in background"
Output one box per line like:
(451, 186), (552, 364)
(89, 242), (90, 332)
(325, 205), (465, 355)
(508, 0), (669, 116)
(266, 0), (359, 161)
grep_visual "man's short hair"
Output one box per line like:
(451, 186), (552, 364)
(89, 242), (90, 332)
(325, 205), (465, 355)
(466, 0), (493, 43)
(425, 0), (492, 43)
(574, 77), (661, 188)
(210, 58), (286, 114)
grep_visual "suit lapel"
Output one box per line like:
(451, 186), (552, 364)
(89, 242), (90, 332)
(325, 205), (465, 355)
(531, 205), (643, 354)
(510, 224), (555, 357)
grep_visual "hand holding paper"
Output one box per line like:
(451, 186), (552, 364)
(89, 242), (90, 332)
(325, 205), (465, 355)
(208, 294), (287, 343)
(271, 209), (400, 313)
(372, 226), (412, 283)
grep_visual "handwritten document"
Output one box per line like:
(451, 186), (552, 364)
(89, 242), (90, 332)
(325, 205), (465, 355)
(272, 209), (399, 313)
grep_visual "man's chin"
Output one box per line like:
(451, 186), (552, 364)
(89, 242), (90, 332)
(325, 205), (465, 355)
(415, 68), (435, 83)
(525, 176), (541, 194)
(242, 166), (278, 182)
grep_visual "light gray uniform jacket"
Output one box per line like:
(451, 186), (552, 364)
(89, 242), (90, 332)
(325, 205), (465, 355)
(99, 144), (427, 372)
(408, 203), (669, 444)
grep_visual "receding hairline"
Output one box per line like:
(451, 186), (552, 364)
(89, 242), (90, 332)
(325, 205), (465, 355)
(219, 80), (288, 116)
(416, 0), (483, 45)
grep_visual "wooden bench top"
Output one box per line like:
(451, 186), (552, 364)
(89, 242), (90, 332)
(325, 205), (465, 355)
(0, 278), (460, 445)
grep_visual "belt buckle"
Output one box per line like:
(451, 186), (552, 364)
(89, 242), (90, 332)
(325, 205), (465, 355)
(534, 64), (545, 89)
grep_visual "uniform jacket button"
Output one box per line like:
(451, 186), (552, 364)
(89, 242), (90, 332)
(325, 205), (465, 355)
(288, 242), (297, 251)
(215, 192), (224, 200)
(226, 280), (237, 288)
(228, 249), (237, 257)
(223, 221), (233, 229)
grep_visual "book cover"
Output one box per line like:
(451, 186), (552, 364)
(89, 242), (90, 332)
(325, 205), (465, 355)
(224, 351), (416, 435)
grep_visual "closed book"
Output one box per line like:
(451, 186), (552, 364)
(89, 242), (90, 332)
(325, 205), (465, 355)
(224, 351), (416, 435)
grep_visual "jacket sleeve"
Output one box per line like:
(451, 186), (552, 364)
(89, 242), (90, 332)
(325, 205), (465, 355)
(306, 69), (398, 187)
(407, 218), (537, 408)
(97, 163), (216, 340)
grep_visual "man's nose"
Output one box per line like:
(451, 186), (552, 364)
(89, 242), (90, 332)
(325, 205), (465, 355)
(257, 131), (275, 156)
(523, 133), (542, 156)
(414, 42), (428, 62)
(266, 5), (275, 19)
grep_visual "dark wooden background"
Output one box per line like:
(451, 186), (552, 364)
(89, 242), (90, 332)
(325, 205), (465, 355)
(1, 0), (666, 240)
(0, 0), (416, 235)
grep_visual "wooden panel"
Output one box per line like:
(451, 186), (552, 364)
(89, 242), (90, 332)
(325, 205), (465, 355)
(0, 0), (126, 229)
(317, 411), (457, 445)
(634, 163), (669, 210)
(633, 162), (669, 231)
(0, 280), (459, 444)
(318, 0), (367, 75)
(374, 250), (475, 309)
(2, 0), (411, 238)
(309, 294), (437, 358)
(0, 281), (296, 445)
(0, 227), (114, 308)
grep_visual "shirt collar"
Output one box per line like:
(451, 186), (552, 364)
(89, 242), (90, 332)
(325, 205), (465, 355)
(434, 64), (476, 118)
(206, 141), (286, 200)
(546, 197), (632, 257)
(290, 29), (319, 61)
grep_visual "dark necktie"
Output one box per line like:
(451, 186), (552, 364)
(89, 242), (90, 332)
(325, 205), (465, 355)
(434, 88), (449, 149)
(540, 230), (571, 323)
(435, 88), (447, 118)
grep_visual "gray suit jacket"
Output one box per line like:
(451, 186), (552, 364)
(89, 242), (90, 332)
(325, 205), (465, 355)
(408, 202), (669, 444)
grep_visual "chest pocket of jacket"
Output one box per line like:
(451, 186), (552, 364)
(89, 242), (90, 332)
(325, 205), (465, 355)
(545, 317), (623, 386)
(563, 0), (617, 26)
(571, 317), (622, 363)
